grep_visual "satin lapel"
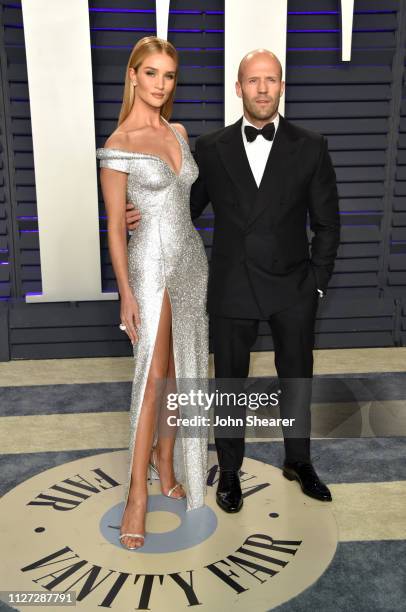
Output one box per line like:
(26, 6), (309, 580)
(246, 116), (299, 229)
(215, 118), (258, 216)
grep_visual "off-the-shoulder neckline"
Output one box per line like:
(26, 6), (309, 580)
(97, 120), (184, 177)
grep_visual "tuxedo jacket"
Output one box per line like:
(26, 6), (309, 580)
(190, 114), (340, 319)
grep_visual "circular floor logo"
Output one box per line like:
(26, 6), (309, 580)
(0, 451), (337, 611)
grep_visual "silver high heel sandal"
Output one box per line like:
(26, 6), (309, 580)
(119, 532), (145, 550)
(119, 475), (146, 550)
(148, 446), (186, 499)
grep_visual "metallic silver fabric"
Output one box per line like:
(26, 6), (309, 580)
(96, 119), (209, 510)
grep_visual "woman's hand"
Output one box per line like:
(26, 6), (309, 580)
(120, 291), (141, 345)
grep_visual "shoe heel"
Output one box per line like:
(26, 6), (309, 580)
(282, 469), (295, 481)
(148, 463), (160, 481)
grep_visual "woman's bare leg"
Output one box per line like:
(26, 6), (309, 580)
(120, 289), (173, 549)
(154, 330), (185, 496)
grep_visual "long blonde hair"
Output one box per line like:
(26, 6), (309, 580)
(118, 36), (178, 126)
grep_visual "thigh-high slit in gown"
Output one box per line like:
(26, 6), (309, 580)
(96, 119), (209, 510)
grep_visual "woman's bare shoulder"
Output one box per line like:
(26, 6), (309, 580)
(171, 123), (189, 142)
(103, 131), (131, 150)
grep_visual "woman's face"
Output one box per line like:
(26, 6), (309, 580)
(130, 52), (177, 109)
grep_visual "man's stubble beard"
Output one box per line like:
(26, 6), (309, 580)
(242, 96), (280, 123)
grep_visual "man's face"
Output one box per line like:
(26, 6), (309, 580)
(236, 54), (285, 124)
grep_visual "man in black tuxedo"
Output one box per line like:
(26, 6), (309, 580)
(126, 49), (340, 513)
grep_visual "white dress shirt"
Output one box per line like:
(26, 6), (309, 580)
(241, 113), (279, 187)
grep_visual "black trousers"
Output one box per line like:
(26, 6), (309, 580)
(211, 290), (319, 471)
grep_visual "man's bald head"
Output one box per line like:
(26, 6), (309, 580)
(238, 49), (283, 83)
(235, 48), (285, 127)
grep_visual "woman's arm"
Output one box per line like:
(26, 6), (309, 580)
(100, 167), (129, 296)
(100, 166), (140, 344)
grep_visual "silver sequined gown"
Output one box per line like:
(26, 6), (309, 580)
(96, 119), (209, 511)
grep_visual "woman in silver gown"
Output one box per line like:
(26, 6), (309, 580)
(96, 37), (208, 550)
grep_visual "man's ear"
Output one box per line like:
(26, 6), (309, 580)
(235, 80), (242, 99)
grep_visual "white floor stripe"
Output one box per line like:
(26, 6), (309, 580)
(1, 347), (406, 386)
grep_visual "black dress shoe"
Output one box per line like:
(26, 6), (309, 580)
(282, 461), (332, 502)
(216, 470), (243, 513)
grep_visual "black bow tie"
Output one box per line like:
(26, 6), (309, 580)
(244, 122), (275, 142)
